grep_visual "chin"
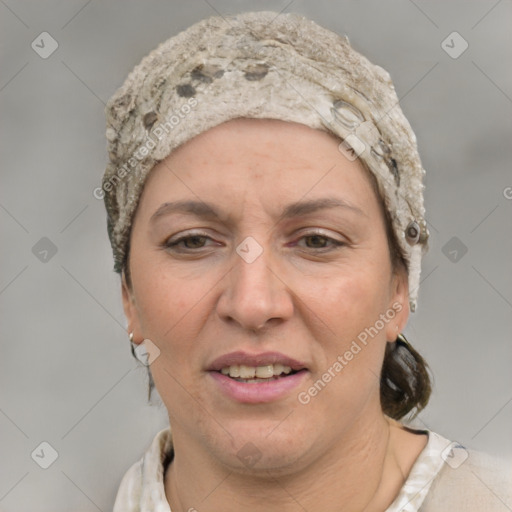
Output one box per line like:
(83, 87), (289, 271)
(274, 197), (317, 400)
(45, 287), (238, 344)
(204, 416), (316, 475)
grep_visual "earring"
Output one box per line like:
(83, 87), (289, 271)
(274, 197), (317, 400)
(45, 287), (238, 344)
(129, 332), (156, 404)
(129, 331), (138, 359)
(396, 332), (412, 348)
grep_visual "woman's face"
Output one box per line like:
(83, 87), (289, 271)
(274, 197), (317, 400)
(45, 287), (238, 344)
(123, 118), (409, 472)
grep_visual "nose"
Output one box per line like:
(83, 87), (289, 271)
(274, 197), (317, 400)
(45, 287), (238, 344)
(216, 242), (294, 333)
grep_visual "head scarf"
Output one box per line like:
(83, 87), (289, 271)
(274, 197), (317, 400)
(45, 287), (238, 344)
(102, 11), (429, 311)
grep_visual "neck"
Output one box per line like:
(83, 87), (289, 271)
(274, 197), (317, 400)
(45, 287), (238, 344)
(164, 411), (411, 512)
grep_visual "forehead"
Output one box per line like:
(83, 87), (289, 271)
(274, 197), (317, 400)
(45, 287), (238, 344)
(137, 118), (380, 220)
(152, 118), (368, 181)
(176, 117), (343, 158)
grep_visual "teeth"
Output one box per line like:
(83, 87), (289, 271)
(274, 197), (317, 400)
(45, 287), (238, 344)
(274, 363), (285, 375)
(239, 365), (256, 379)
(256, 365), (273, 378)
(219, 363), (294, 379)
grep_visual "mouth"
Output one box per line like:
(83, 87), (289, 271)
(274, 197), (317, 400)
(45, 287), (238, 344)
(218, 363), (301, 383)
(207, 351), (309, 403)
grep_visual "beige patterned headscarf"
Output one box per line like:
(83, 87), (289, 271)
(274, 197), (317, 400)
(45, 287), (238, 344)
(102, 10), (429, 311)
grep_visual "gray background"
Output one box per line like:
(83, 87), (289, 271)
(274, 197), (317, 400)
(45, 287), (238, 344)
(1, 0), (511, 510)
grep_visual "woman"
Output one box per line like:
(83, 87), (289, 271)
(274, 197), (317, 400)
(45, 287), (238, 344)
(102, 11), (509, 511)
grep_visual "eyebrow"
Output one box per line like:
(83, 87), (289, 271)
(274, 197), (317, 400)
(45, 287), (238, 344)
(149, 197), (366, 225)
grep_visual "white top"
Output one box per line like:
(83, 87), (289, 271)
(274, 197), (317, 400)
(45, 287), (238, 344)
(113, 426), (511, 511)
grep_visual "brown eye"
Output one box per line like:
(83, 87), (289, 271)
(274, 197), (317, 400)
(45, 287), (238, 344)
(164, 233), (213, 251)
(304, 234), (329, 248)
(185, 236), (208, 249)
(297, 232), (345, 251)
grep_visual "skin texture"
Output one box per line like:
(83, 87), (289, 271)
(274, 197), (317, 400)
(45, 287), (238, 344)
(122, 118), (427, 512)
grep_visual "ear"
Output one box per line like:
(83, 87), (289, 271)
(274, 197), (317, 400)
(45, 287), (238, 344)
(385, 266), (410, 342)
(121, 271), (143, 344)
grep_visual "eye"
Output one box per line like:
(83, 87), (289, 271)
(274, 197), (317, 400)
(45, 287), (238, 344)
(163, 232), (216, 251)
(163, 231), (346, 253)
(295, 231), (346, 251)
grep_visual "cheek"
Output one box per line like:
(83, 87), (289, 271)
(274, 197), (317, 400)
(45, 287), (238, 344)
(309, 264), (390, 336)
(132, 264), (220, 369)
(137, 279), (198, 337)
(304, 264), (391, 396)
(134, 272), (212, 410)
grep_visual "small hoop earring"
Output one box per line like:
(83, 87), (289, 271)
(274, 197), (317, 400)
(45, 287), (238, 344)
(396, 332), (412, 348)
(129, 331), (138, 359)
(127, 332), (155, 403)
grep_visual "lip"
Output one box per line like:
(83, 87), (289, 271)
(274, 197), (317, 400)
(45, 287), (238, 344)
(207, 351), (309, 404)
(207, 351), (307, 372)
(209, 369), (309, 404)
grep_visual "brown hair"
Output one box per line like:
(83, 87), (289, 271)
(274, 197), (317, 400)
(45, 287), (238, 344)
(362, 163), (432, 420)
